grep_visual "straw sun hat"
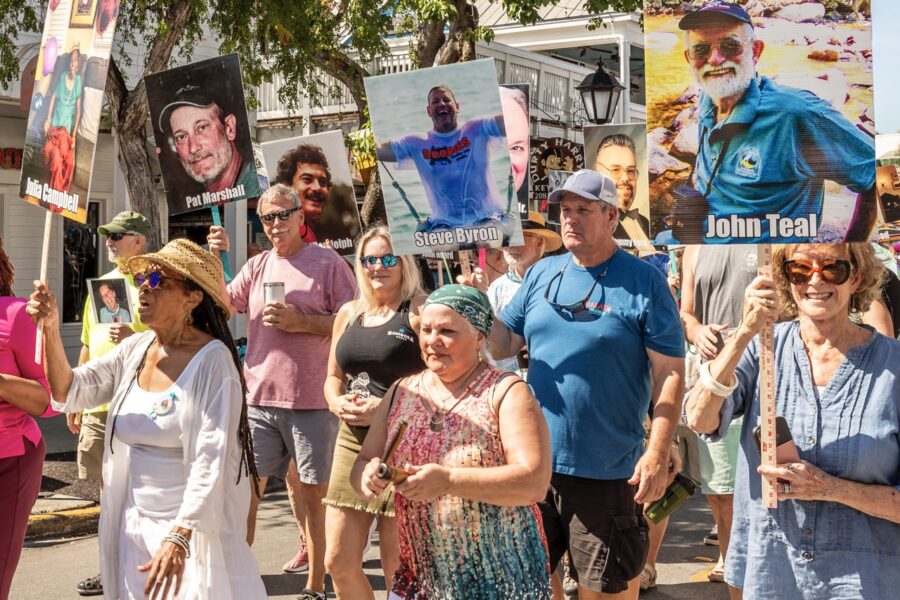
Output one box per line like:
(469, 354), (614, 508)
(127, 238), (229, 313)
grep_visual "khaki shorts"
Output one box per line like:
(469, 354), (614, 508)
(77, 411), (107, 481)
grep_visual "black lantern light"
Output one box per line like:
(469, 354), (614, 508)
(576, 63), (625, 125)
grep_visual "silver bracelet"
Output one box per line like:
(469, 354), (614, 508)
(164, 532), (191, 558)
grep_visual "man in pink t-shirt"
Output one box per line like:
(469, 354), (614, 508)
(209, 183), (355, 600)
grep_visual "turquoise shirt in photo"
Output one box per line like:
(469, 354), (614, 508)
(50, 74), (82, 131)
(695, 76), (875, 243)
(500, 249), (684, 480)
(709, 322), (900, 598)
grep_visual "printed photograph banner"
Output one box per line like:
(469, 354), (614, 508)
(20, 0), (121, 223)
(644, 0), (876, 245)
(260, 131), (362, 256)
(876, 165), (900, 235)
(87, 277), (134, 324)
(500, 83), (531, 219)
(530, 137), (584, 215)
(584, 123), (654, 252)
(146, 54), (260, 216)
(365, 58), (523, 255)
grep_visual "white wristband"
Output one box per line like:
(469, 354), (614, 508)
(699, 361), (738, 397)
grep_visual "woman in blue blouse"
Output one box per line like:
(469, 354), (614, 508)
(685, 243), (899, 599)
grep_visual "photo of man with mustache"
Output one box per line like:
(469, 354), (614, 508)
(274, 144), (332, 244)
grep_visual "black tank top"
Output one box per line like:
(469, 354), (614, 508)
(334, 300), (425, 397)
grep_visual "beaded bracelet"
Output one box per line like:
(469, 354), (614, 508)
(699, 361), (738, 397)
(163, 532), (191, 558)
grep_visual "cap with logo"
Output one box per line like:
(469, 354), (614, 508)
(158, 85), (222, 134)
(98, 211), (151, 236)
(678, 1), (753, 30)
(547, 169), (619, 208)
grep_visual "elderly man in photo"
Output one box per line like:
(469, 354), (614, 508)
(375, 85), (513, 234)
(274, 144), (332, 244)
(71, 210), (150, 598)
(207, 184), (355, 600)
(679, 1), (876, 243)
(159, 85), (257, 194)
(594, 134), (652, 249)
(461, 169), (685, 599)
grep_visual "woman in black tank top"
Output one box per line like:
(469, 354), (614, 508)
(323, 227), (426, 597)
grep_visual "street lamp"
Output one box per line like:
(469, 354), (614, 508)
(576, 63), (625, 125)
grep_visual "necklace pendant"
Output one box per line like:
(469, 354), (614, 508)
(429, 412), (445, 433)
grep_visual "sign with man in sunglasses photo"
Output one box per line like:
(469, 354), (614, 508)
(645, 0), (877, 245)
(146, 54), (261, 216)
(260, 131), (362, 256)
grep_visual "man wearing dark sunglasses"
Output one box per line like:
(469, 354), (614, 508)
(72, 210), (151, 597)
(462, 169), (685, 599)
(207, 183), (355, 599)
(676, 1), (876, 244)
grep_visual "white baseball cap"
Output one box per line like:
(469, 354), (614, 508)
(547, 169), (619, 208)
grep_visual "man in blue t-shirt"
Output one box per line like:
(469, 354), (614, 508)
(675, 1), (876, 244)
(463, 169), (685, 598)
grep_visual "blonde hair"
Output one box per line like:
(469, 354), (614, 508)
(773, 243), (884, 318)
(351, 226), (423, 318)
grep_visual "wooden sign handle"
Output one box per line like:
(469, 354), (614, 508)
(35, 211), (53, 363)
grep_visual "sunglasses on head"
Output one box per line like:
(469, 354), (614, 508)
(133, 270), (185, 289)
(108, 232), (139, 241)
(359, 254), (400, 269)
(687, 38), (749, 61)
(782, 259), (852, 285)
(260, 207), (300, 224)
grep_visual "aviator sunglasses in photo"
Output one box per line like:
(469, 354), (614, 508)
(686, 38), (750, 62)
(359, 254), (400, 269)
(260, 207), (301, 224)
(782, 259), (853, 285)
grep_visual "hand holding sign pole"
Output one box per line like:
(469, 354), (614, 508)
(209, 207), (233, 282)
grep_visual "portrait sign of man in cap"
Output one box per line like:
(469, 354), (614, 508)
(146, 53), (260, 216)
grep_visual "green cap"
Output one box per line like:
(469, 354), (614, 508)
(97, 211), (151, 236)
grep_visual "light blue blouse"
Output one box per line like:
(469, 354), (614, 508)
(710, 321), (900, 599)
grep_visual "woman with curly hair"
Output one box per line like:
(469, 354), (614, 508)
(685, 243), (900, 599)
(0, 239), (53, 599)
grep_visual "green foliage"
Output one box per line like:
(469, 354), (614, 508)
(0, 0), (39, 87)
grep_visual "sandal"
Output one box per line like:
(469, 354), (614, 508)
(76, 573), (103, 596)
(640, 563), (657, 590)
(707, 556), (725, 583)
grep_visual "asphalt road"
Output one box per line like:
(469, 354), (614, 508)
(11, 490), (729, 599)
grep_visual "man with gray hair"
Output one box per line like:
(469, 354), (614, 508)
(208, 184), (355, 600)
(678, 1), (875, 243)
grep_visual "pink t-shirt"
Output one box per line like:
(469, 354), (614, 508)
(228, 244), (355, 409)
(0, 297), (54, 459)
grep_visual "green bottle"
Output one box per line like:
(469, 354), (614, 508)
(645, 473), (697, 524)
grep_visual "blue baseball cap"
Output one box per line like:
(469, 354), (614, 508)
(678, 1), (753, 30)
(547, 169), (619, 208)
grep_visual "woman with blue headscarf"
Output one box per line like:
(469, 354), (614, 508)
(352, 284), (552, 599)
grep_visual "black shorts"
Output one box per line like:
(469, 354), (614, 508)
(541, 473), (649, 594)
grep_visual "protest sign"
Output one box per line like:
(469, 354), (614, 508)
(260, 131), (362, 256)
(500, 84), (531, 218)
(530, 137), (584, 214)
(876, 165), (900, 228)
(20, 0), (120, 223)
(645, 1), (876, 245)
(584, 124), (653, 251)
(87, 277), (134, 324)
(146, 54), (260, 216)
(365, 58), (523, 255)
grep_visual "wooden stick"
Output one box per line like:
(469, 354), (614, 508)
(458, 249), (472, 279)
(210, 206), (233, 282)
(756, 244), (777, 508)
(35, 211), (53, 363)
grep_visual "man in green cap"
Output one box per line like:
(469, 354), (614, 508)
(70, 210), (151, 597)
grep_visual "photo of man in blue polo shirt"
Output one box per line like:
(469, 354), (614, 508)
(676, 1), (876, 244)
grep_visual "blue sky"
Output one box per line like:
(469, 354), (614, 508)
(873, 0), (898, 134)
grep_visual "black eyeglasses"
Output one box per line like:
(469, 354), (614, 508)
(134, 271), (184, 289)
(359, 254), (400, 269)
(782, 259), (852, 285)
(544, 258), (612, 319)
(687, 38), (749, 62)
(260, 207), (300, 224)
(108, 232), (139, 241)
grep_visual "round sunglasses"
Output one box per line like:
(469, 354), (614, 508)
(782, 259), (852, 286)
(134, 271), (185, 289)
(359, 254), (399, 269)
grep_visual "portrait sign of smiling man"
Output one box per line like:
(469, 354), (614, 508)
(645, 0), (876, 245)
(147, 53), (260, 216)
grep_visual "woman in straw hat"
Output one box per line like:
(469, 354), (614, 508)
(28, 239), (265, 600)
(353, 284), (552, 599)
